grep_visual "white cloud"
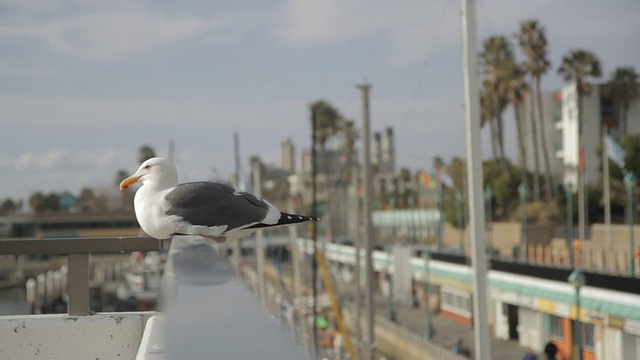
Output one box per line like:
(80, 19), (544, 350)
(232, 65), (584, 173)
(36, 147), (67, 170)
(275, 0), (458, 65)
(13, 153), (37, 171)
(3, 147), (127, 173)
(0, 11), (228, 62)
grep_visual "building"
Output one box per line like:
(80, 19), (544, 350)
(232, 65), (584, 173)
(304, 239), (640, 360)
(286, 126), (407, 240)
(281, 138), (296, 173)
(517, 82), (640, 189)
(559, 82), (640, 187)
(518, 91), (564, 186)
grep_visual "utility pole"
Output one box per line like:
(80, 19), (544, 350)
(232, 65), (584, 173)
(358, 80), (376, 360)
(310, 106), (319, 359)
(233, 133), (243, 273)
(287, 198), (307, 349)
(603, 126), (612, 272)
(461, 0), (491, 359)
(252, 159), (265, 307)
(352, 166), (363, 360)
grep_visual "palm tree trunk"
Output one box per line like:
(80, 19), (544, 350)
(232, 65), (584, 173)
(622, 105), (629, 136)
(535, 76), (555, 199)
(490, 118), (499, 159)
(496, 113), (513, 181)
(528, 88), (541, 201)
(577, 89), (587, 266)
(515, 101), (528, 184)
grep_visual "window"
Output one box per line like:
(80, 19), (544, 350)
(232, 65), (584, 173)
(550, 315), (564, 340)
(441, 287), (471, 317)
(584, 323), (595, 349)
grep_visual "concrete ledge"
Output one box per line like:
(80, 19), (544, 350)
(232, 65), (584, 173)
(0, 311), (154, 360)
(136, 313), (165, 360)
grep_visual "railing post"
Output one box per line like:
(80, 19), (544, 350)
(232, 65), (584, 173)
(67, 253), (90, 316)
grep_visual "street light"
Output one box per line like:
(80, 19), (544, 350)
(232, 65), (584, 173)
(385, 252), (395, 321)
(568, 269), (586, 360)
(564, 182), (575, 267)
(455, 190), (464, 254)
(423, 251), (433, 340)
(625, 172), (637, 276)
(518, 182), (528, 262)
(485, 185), (493, 254)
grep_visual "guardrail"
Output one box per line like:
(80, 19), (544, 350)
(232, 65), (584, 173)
(0, 237), (161, 315)
(374, 314), (469, 360)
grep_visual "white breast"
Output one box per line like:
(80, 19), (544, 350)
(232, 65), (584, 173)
(134, 186), (176, 239)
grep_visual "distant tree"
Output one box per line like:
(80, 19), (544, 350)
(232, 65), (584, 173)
(309, 100), (342, 153)
(77, 188), (107, 212)
(78, 188), (95, 212)
(623, 134), (640, 177)
(443, 158), (468, 228)
(517, 19), (554, 199)
(138, 145), (156, 164)
(504, 62), (529, 185)
(43, 193), (61, 212)
(0, 198), (18, 215)
(607, 67), (639, 135)
(483, 159), (521, 219)
(114, 169), (134, 210)
(479, 35), (512, 161)
(558, 49), (602, 124)
(29, 192), (45, 213)
(479, 35), (514, 182)
(339, 119), (358, 163)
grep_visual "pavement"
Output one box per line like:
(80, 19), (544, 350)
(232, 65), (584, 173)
(373, 295), (529, 359)
(260, 258), (537, 359)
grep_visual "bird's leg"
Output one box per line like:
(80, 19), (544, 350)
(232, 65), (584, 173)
(203, 235), (227, 244)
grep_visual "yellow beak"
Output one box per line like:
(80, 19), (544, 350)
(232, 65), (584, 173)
(119, 175), (141, 190)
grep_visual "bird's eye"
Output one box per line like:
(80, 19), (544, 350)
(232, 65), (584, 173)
(144, 165), (151, 169)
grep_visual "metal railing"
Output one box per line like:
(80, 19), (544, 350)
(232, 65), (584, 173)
(0, 236), (161, 315)
(374, 314), (469, 360)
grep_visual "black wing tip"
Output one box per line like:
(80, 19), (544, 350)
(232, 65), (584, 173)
(244, 213), (318, 230)
(280, 213), (319, 224)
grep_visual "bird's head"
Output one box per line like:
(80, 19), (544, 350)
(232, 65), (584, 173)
(119, 157), (178, 190)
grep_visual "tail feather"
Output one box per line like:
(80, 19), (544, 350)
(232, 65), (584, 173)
(246, 212), (319, 230)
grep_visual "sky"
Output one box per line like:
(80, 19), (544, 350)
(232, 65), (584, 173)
(1, 0), (639, 204)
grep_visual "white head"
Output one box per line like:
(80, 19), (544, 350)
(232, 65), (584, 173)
(119, 157), (178, 190)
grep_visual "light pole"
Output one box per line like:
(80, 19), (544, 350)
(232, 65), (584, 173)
(386, 253), (395, 321)
(565, 182), (575, 267)
(423, 251), (433, 340)
(485, 185), (493, 254)
(625, 172), (637, 276)
(568, 269), (586, 360)
(455, 190), (464, 254)
(518, 182), (528, 262)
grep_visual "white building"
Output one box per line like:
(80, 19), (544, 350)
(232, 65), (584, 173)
(560, 82), (640, 187)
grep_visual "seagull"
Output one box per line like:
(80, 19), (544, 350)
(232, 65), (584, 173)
(119, 157), (318, 243)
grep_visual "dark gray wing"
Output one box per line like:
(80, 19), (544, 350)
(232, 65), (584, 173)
(164, 182), (272, 232)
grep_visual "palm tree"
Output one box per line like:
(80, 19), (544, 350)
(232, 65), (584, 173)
(309, 100), (341, 152)
(558, 48), (602, 260)
(504, 62), (529, 184)
(138, 145), (156, 164)
(607, 67), (639, 136)
(517, 19), (553, 199)
(479, 35), (514, 180)
(558, 49), (602, 133)
(339, 119), (358, 164)
(480, 81), (496, 157)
